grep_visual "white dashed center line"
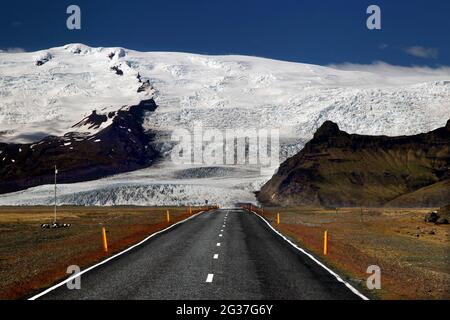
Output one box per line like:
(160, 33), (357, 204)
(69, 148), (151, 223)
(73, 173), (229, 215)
(221, 229), (224, 232)
(217, 243), (221, 247)
(206, 274), (214, 283)
(213, 254), (219, 259)
(219, 234), (223, 237)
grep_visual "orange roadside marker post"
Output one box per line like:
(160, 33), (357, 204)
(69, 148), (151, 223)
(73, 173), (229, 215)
(189, 206), (192, 215)
(166, 210), (171, 223)
(277, 213), (280, 225)
(102, 227), (108, 254)
(324, 230), (328, 256)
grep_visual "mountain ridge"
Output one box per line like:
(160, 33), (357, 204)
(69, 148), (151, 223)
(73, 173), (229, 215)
(0, 99), (160, 194)
(258, 120), (450, 207)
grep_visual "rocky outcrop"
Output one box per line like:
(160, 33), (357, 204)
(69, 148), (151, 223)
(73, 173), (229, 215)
(110, 66), (124, 76)
(72, 110), (110, 130)
(35, 52), (53, 66)
(137, 80), (152, 93)
(425, 208), (449, 225)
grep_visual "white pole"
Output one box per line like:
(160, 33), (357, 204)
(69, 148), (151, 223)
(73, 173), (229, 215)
(54, 165), (57, 224)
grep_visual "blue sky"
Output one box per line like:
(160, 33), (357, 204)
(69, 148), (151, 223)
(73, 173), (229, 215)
(1, 0), (449, 67)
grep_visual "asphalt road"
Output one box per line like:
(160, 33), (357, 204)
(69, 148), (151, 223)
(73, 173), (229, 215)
(38, 209), (362, 300)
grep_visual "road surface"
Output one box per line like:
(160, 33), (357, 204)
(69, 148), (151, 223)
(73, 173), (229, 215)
(37, 209), (363, 300)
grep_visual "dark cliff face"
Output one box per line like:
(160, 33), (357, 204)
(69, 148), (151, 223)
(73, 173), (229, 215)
(0, 99), (160, 194)
(258, 120), (450, 208)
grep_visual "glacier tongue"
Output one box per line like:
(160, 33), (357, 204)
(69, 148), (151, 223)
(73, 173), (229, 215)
(0, 164), (267, 207)
(1, 44), (450, 206)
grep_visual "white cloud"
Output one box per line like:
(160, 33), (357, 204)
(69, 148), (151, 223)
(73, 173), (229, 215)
(329, 61), (450, 85)
(0, 47), (26, 53)
(405, 46), (439, 59)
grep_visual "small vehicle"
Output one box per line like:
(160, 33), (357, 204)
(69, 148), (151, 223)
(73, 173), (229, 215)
(41, 223), (71, 229)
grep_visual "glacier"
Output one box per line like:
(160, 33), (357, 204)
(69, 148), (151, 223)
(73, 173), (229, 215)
(0, 43), (449, 206)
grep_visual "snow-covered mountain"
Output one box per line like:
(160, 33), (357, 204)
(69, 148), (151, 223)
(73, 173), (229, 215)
(1, 43), (450, 206)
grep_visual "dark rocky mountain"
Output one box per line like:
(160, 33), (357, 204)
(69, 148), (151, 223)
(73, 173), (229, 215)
(258, 120), (450, 207)
(0, 99), (160, 194)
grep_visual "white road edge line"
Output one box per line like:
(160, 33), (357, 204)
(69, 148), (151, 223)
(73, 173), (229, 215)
(206, 274), (214, 283)
(213, 254), (219, 259)
(251, 210), (369, 301)
(29, 211), (207, 300)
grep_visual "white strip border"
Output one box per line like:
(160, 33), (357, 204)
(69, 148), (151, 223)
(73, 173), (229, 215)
(29, 211), (206, 300)
(251, 210), (369, 300)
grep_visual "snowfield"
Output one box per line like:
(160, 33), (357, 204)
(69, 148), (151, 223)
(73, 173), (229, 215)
(1, 44), (449, 206)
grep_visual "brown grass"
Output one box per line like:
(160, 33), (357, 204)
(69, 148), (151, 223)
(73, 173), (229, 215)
(253, 206), (450, 300)
(0, 206), (210, 300)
